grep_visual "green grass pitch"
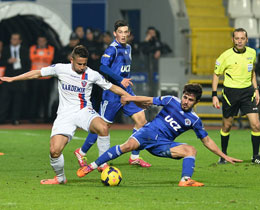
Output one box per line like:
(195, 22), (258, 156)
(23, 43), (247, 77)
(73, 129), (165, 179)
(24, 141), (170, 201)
(0, 128), (259, 210)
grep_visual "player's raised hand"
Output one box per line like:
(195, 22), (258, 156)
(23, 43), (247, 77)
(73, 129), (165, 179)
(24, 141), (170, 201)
(0, 76), (14, 83)
(121, 78), (133, 88)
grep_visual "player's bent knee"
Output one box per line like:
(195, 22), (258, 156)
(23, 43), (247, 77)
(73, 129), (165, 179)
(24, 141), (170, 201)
(138, 117), (147, 126)
(184, 145), (197, 156)
(50, 149), (61, 158)
(120, 140), (139, 153)
(97, 124), (109, 136)
(121, 144), (134, 152)
(251, 122), (260, 132)
(132, 113), (147, 129)
(222, 122), (232, 132)
(134, 119), (147, 129)
(50, 144), (61, 158)
(223, 127), (231, 133)
(140, 120), (147, 127)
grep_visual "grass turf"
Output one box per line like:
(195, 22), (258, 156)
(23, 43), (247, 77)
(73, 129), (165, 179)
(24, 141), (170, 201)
(0, 129), (259, 210)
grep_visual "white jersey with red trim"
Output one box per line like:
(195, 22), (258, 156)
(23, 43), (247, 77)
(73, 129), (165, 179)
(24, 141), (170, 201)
(41, 63), (112, 115)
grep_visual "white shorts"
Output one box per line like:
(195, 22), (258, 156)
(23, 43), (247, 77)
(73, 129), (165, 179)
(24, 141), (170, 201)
(51, 107), (100, 141)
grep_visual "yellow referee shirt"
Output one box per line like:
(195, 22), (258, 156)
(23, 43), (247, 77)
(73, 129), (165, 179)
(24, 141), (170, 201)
(214, 46), (256, 88)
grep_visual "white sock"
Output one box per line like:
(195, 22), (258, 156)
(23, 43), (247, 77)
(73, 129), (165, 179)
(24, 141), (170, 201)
(90, 162), (98, 169)
(79, 148), (86, 156)
(181, 176), (191, 181)
(50, 154), (66, 183)
(130, 154), (139, 160)
(99, 163), (107, 168)
(97, 135), (110, 157)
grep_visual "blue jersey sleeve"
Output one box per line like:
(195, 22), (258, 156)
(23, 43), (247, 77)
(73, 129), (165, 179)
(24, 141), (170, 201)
(101, 46), (116, 66)
(100, 65), (123, 83)
(100, 46), (124, 83)
(153, 96), (173, 106)
(192, 119), (208, 139)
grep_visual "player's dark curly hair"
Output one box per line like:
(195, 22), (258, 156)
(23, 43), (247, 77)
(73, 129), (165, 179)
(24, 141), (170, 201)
(114, 20), (129, 31)
(183, 83), (203, 101)
(71, 45), (89, 59)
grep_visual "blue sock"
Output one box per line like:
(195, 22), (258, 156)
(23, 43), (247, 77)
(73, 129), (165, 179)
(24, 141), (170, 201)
(95, 145), (123, 166)
(181, 156), (195, 178)
(81, 133), (98, 153)
(131, 128), (140, 155)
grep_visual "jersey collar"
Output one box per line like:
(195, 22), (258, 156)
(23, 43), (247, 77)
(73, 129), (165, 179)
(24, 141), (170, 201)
(233, 47), (246, 54)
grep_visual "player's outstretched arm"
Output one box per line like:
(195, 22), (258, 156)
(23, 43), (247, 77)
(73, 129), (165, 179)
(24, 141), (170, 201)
(201, 136), (243, 164)
(121, 95), (153, 109)
(109, 84), (131, 97)
(0, 70), (42, 82)
(100, 65), (133, 88)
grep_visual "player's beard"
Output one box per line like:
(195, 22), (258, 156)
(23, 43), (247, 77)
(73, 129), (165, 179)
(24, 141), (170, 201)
(72, 64), (85, 74)
(181, 103), (192, 111)
(74, 68), (84, 74)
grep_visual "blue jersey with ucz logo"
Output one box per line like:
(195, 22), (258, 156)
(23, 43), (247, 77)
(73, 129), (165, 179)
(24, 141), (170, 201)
(101, 39), (134, 100)
(149, 96), (208, 140)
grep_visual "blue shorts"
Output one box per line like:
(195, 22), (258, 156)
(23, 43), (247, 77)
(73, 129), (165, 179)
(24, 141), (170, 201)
(100, 90), (143, 123)
(131, 125), (184, 158)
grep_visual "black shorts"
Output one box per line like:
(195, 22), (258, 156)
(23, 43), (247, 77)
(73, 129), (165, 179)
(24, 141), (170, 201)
(222, 86), (258, 118)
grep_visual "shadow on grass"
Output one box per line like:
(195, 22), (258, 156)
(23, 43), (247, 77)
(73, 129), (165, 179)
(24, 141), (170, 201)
(208, 159), (260, 167)
(67, 178), (179, 187)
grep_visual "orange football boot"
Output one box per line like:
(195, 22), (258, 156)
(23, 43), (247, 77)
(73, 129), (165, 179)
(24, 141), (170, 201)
(178, 179), (204, 187)
(129, 157), (151, 167)
(40, 176), (67, 185)
(77, 165), (94, 178)
(97, 163), (109, 172)
(74, 148), (88, 167)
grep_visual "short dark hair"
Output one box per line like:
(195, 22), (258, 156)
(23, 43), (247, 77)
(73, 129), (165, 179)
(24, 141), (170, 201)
(146, 26), (156, 33)
(71, 45), (89, 59)
(233, 28), (248, 38)
(38, 34), (47, 39)
(114, 20), (129, 32)
(183, 83), (203, 101)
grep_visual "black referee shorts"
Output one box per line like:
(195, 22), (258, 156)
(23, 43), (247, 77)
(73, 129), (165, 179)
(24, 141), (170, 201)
(222, 86), (258, 118)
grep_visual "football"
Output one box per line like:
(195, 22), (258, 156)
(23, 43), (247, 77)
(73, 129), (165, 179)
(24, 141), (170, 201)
(101, 166), (122, 186)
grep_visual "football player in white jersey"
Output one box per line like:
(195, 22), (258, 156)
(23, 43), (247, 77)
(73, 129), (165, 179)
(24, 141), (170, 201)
(0, 45), (130, 184)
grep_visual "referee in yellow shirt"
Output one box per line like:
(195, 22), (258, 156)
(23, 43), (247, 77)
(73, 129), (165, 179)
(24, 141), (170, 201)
(212, 28), (260, 164)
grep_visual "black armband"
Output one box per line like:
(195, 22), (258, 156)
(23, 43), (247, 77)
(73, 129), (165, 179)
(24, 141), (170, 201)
(212, 91), (217, 97)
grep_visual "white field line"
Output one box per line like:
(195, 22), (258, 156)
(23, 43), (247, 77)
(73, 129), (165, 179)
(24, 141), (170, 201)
(0, 202), (17, 207)
(0, 130), (85, 140)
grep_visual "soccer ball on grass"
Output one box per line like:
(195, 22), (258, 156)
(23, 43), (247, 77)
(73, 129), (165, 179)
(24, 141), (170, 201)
(101, 166), (122, 186)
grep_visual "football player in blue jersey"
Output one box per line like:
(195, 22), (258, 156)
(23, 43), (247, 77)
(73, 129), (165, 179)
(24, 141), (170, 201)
(74, 20), (151, 170)
(77, 83), (242, 187)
